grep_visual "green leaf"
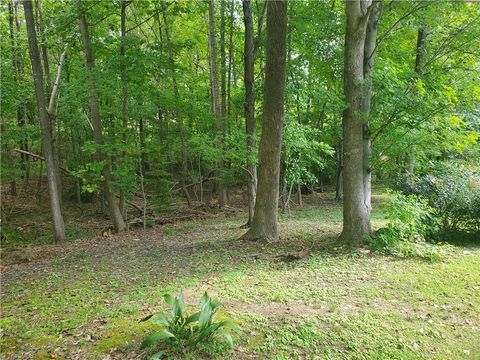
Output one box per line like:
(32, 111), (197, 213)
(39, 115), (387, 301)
(197, 322), (221, 342)
(198, 300), (212, 328)
(163, 293), (174, 306)
(200, 292), (209, 307)
(218, 320), (237, 331)
(185, 311), (201, 324)
(140, 330), (175, 349)
(210, 299), (222, 310)
(172, 291), (185, 320)
(222, 332), (233, 348)
(153, 313), (170, 326)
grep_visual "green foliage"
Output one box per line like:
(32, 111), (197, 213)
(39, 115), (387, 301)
(140, 291), (237, 353)
(397, 164), (480, 236)
(283, 120), (334, 186)
(370, 191), (447, 261)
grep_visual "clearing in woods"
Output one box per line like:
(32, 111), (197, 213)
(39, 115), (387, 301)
(1, 191), (479, 359)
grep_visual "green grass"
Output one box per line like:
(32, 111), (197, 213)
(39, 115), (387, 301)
(1, 191), (479, 359)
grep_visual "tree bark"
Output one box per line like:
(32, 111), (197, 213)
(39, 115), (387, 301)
(227, 0), (235, 115)
(415, 28), (427, 76)
(23, 0), (66, 242)
(335, 141), (343, 201)
(77, 1), (126, 232)
(242, 0), (257, 227)
(162, 9), (192, 207)
(9, 1), (29, 185)
(407, 28), (428, 175)
(34, 0), (51, 93)
(361, 2), (380, 213)
(119, 0), (129, 216)
(47, 45), (68, 206)
(220, 0), (227, 118)
(208, 0), (227, 207)
(241, 0), (288, 241)
(339, 0), (375, 245)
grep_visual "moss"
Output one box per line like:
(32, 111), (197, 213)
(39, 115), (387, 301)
(94, 320), (152, 353)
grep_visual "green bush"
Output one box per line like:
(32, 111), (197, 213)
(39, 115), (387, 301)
(396, 165), (480, 236)
(140, 291), (236, 356)
(370, 191), (448, 261)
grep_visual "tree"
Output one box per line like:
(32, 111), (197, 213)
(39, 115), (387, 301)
(208, 0), (227, 207)
(23, 0), (66, 242)
(361, 2), (381, 212)
(241, 0), (288, 241)
(242, 0), (256, 227)
(241, 0), (266, 227)
(407, 27), (428, 174)
(339, 0), (378, 245)
(77, 0), (126, 233)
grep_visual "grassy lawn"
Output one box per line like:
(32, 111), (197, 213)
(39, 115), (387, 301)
(1, 193), (479, 359)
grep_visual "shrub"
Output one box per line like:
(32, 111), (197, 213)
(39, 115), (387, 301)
(140, 292), (236, 355)
(370, 191), (447, 261)
(396, 165), (480, 236)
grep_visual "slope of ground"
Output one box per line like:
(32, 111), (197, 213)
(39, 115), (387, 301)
(1, 192), (479, 359)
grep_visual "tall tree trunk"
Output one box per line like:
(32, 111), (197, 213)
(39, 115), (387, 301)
(23, 0), (66, 242)
(407, 28), (428, 175)
(220, 0), (227, 117)
(335, 141), (343, 201)
(242, 0), (257, 227)
(208, 0), (227, 207)
(34, 0), (51, 93)
(339, 0), (374, 245)
(77, 1), (126, 232)
(162, 10), (192, 207)
(34, 0), (64, 204)
(8, 0), (18, 195)
(9, 1), (29, 185)
(241, 0), (265, 228)
(361, 2), (380, 213)
(227, 0), (235, 115)
(415, 28), (427, 76)
(119, 0), (129, 216)
(241, 0), (288, 241)
(47, 45), (68, 207)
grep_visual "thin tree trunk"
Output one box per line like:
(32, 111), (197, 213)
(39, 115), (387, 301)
(220, 0), (227, 117)
(119, 0), (129, 216)
(47, 45), (68, 207)
(77, 0), (126, 232)
(162, 10), (192, 207)
(407, 28), (428, 175)
(23, 0), (66, 242)
(361, 2), (380, 213)
(9, 1), (29, 186)
(242, 0), (257, 227)
(297, 184), (302, 207)
(208, 0), (227, 208)
(241, 0), (288, 241)
(241, 0), (265, 227)
(227, 0), (234, 115)
(7, 1), (18, 196)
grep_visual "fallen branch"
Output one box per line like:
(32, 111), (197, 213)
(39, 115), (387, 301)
(14, 149), (151, 215)
(13, 149), (71, 174)
(173, 175), (216, 192)
(128, 214), (201, 227)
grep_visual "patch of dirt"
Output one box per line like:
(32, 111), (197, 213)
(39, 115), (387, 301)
(229, 300), (330, 317)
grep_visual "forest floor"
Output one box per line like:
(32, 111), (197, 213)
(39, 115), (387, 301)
(1, 190), (479, 359)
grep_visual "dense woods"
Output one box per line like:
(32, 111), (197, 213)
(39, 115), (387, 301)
(1, 0), (479, 359)
(1, 0), (479, 240)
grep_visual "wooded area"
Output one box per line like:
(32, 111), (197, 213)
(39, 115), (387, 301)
(1, 0), (479, 359)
